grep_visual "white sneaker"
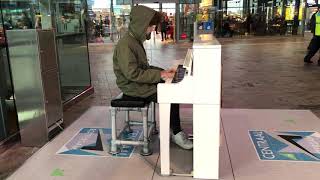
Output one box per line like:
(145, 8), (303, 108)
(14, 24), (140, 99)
(172, 131), (193, 150)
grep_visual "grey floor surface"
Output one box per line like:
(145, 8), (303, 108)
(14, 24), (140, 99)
(8, 107), (320, 180)
(6, 106), (233, 180)
(3, 33), (320, 179)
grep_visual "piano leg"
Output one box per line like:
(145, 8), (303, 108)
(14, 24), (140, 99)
(193, 104), (220, 179)
(159, 103), (171, 176)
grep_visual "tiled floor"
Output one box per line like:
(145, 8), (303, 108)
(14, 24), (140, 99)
(2, 33), (320, 179)
(6, 107), (320, 180)
(6, 106), (198, 180)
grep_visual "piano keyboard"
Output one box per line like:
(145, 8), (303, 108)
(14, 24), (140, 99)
(172, 64), (186, 83)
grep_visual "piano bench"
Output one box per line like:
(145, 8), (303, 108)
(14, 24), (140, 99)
(109, 93), (157, 156)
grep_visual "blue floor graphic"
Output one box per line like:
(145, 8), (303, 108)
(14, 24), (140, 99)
(57, 128), (142, 158)
(249, 130), (320, 162)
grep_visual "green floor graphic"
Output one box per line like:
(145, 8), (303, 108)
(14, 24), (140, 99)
(285, 119), (296, 124)
(280, 153), (298, 160)
(51, 168), (64, 176)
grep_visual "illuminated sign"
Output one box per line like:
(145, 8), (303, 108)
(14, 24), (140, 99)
(200, 0), (212, 7)
(285, 6), (294, 20)
(307, 0), (316, 5)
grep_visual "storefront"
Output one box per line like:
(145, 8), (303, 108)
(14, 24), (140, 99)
(86, 0), (180, 42)
(0, 0), (92, 144)
(215, 0), (316, 36)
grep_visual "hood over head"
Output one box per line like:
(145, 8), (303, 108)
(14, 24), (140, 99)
(128, 5), (157, 42)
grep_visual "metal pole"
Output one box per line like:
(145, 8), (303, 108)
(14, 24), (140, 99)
(0, 50), (8, 139)
(175, 3), (179, 43)
(302, 1), (307, 36)
(110, 108), (118, 153)
(110, 0), (115, 42)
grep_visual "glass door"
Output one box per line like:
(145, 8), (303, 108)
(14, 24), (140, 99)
(162, 3), (176, 41)
(179, 4), (198, 40)
(51, 0), (91, 102)
(0, 7), (18, 142)
(0, 35), (8, 140)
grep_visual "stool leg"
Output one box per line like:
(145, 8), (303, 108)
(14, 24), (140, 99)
(151, 102), (158, 135)
(110, 107), (118, 155)
(125, 111), (132, 133)
(140, 108), (152, 156)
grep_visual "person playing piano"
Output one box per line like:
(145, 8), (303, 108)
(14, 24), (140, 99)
(112, 5), (193, 150)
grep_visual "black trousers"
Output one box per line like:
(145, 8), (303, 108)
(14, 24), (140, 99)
(161, 31), (167, 41)
(305, 36), (320, 62)
(123, 93), (182, 134)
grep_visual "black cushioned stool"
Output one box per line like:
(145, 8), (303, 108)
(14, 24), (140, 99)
(109, 93), (157, 156)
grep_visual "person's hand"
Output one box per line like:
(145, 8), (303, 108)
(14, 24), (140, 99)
(165, 67), (176, 74)
(160, 70), (175, 80)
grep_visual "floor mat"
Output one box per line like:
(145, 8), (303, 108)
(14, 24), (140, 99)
(56, 128), (142, 158)
(249, 130), (320, 162)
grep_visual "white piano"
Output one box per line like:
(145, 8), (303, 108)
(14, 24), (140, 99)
(157, 33), (221, 179)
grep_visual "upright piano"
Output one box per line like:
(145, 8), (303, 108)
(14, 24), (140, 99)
(157, 34), (221, 179)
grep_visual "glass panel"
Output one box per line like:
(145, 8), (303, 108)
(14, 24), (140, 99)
(51, 0), (91, 102)
(53, 0), (86, 34)
(1, 0), (91, 103)
(161, 4), (176, 41)
(87, 0), (131, 43)
(114, 4), (131, 41)
(0, 0), (52, 30)
(6, 30), (48, 146)
(163, 3), (176, 9)
(37, 0), (53, 30)
(0, 9), (19, 142)
(0, 21), (8, 141)
(0, 0), (55, 143)
(138, 3), (160, 9)
(215, 0), (307, 36)
(179, 4), (197, 40)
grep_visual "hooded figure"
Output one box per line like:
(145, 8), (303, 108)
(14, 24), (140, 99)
(113, 5), (163, 97)
(112, 5), (193, 150)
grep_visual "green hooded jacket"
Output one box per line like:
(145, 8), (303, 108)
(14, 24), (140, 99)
(113, 6), (162, 98)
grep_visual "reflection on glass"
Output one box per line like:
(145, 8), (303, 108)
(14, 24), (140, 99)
(0, 18), (18, 142)
(52, 0), (91, 102)
(56, 34), (91, 101)
(54, 0), (86, 34)
(87, 1), (131, 43)
(0, 0), (52, 30)
(1, 0), (91, 103)
(214, 0), (306, 36)
(179, 4), (197, 40)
